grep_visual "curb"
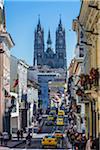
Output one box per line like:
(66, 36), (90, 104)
(8, 140), (25, 148)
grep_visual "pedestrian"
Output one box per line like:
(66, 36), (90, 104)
(20, 129), (23, 139)
(38, 127), (42, 133)
(17, 130), (20, 140)
(0, 132), (3, 145)
(3, 131), (9, 146)
(26, 133), (32, 146)
(85, 136), (93, 150)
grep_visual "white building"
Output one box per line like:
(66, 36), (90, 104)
(10, 55), (19, 132)
(27, 67), (39, 127)
(18, 59), (29, 130)
(10, 56), (29, 131)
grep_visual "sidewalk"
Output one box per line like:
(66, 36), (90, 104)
(0, 139), (25, 148)
(66, 137), (72, 149)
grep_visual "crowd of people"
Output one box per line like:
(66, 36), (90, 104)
(17, 129), (32, 146)
(67, 128), (87, 149)
(66, 111), (99, 150)
(17, 129), (24, 140)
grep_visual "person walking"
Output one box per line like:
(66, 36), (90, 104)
(0, 132), (3, 145)
(3, 131), (9, 146)
(20, 129), (23, 139)
(85, 136), (93, 150)
(26, 133), (32, 146)
(17, 130), (20, 140)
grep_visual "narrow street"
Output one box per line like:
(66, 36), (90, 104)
(0, 0), (99, 150)
(13, 116), (68, 149)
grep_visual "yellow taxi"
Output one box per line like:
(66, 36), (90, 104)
(41, 135), (57, 148)
(50, 110), (56, 115)
(58, 110), (65, 116)
(47, 115), (54, 121)
(53, 130), (64, 139)
(56, 117), (64, 126)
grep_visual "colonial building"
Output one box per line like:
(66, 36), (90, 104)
(33, 17), (67, 69)
(72, 0), (100, 139)
(0, 1), (14, 133)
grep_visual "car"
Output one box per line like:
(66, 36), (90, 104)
(58, 110), (65, 116)
(53, 130), (64, 139)
(50, 110), (56, 115)
(41, 135), (57, 148)
(47, 115), (55, 121)
(56, 117), (64, 126)
(33, 125), (39, 133)
(45, 120), (55, 126)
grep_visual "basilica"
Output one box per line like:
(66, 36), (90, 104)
(33, 17), (67, 69)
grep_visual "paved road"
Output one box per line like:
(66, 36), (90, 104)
(14, 116), (68, 149)
(1, 115), (70, 149)
(15, 137), (67, 149)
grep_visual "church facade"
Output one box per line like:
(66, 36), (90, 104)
(33, 17), (67, 69)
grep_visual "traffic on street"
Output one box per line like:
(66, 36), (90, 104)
(0, 0), (100, 150)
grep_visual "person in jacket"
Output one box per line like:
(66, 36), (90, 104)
(3, 131), (9, 146)
(85, 136), (93, 150)
(0, 132), (3, 145)
(17, 130), (20, 140)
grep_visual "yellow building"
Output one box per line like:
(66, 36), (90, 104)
(72, 0), (100, 138)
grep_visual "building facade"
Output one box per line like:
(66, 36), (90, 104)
(10, 55), (19, 133)
(0, 1), (14, 133)
(72, 0), (100, 139)
(27, 66), (39, 126)
(33, 17), (67, 69)
(10, 56), (29, 131)
(18, 60), (29, 130)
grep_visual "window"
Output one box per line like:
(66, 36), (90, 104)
(79, 47), (84, 57)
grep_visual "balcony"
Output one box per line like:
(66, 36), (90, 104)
(79, 68), (99, 93)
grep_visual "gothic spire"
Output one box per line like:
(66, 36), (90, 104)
(47, 30), (52, 45)
(38, 15), (40, 25)
(57, 14), (63, 32)
(59, 14), (62, 26)
(37, 15), (41, 31)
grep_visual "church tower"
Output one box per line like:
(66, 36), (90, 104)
(34, 16), (44, 66)
(47, 30), (52, 48)
(55, 17), (66, 68)
(45, 30), (55, 68)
